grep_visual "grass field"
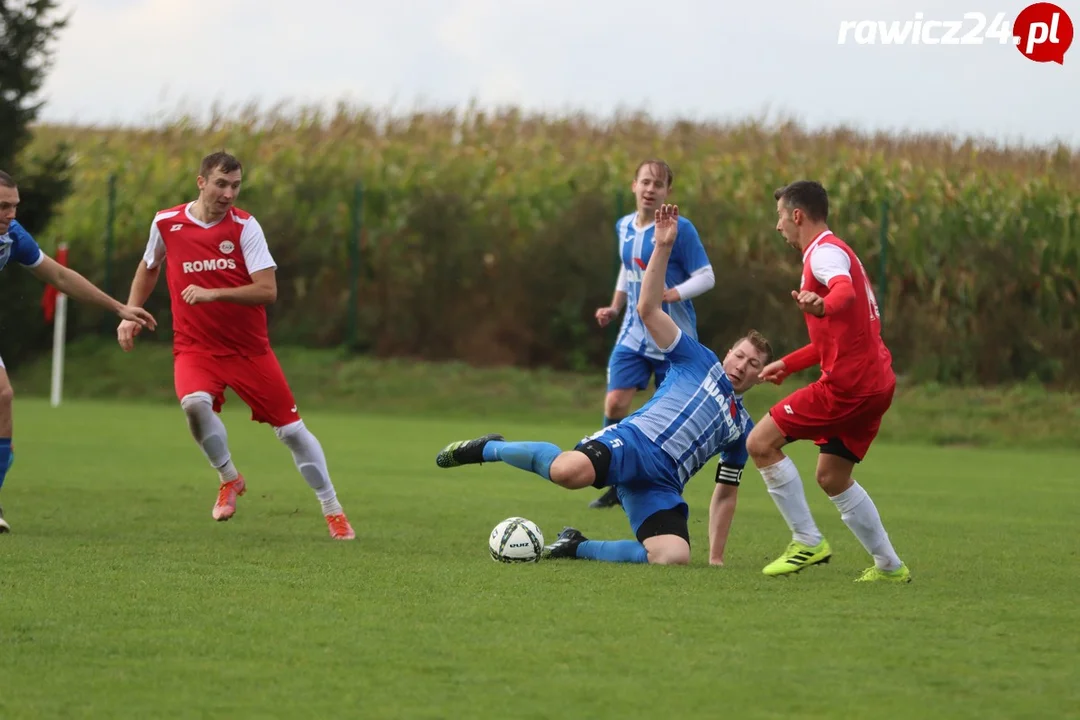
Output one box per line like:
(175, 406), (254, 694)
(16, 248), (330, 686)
(1, 397), (1078, 719)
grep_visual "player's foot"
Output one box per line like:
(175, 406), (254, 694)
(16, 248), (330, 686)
(0, 505), (9, 533)
(212, 476), (246, 521)
(588, 486), (622, 509)
(762, 538), (832, 576)
(854, 563), (911, 583)
(325, 513), (356, 540)
(435, 433), (504, 468)
(542, 527), (588, 559)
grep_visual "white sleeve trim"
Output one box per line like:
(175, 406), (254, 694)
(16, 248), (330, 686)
(239, 216), (277, 274)
(810, 243), (851, 285)
(143, 221), (166, 269)
(615, 266), (628, 293)
(671, 264), (715, 300)
(659, 328), (684, 354)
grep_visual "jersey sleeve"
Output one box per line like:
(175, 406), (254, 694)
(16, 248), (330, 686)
(675, 219), (710, 273)
(716, 415), (754, 485)
(657, 327), (714, 368)
(810, 243), (851, 285)
(239, 216), (277, 273)
(10, 222), (44, 267)
(142, 221), (166, 269)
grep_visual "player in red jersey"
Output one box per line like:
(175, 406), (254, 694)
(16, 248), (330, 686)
(746, 180), (909, 583)
(116, 152), (355, 540)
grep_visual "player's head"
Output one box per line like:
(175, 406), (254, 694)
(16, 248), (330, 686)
(197, 151), (243, 217)
(723, 329), (772, 393)
(0, 170), (18, 236)
(632, 160), (673, 217)
(774, 180), (829, 250)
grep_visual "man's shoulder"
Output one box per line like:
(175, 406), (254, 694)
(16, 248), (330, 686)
(7, 219), (30, 240)
(229, 206), (254, 222)
(153, 203), (188, 224)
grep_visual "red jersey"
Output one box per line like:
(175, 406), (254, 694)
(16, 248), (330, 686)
(800, 231), (894, 396)
(143, 202), (278, 356)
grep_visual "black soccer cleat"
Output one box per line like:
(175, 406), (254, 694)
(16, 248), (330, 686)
(588, 486), (622, 509)
(0, 504), (9, 533)
(435, 433), (505, 468)
(542, 527), (589, 559)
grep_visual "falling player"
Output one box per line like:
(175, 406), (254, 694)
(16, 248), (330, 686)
(437, 204), (769, 566)
(747, 180), (909, 583)
(589, 160), (715, 509)
(0, 170), (156, 533)
(116, 152), (355, 540)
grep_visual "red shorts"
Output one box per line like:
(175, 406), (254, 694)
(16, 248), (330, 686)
(769, 380), (895, 462)
(174, 350), (300, 428)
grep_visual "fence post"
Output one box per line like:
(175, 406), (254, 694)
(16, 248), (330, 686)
(878, 198), (889, 324)
(346, 180), (363, 351)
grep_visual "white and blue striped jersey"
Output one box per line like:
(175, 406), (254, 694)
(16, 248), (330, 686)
(625, 329), (754, 488)
(614, 213), (711, 361)
(0, 220), (45, 272)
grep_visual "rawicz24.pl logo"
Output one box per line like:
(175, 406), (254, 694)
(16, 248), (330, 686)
(837, 2), (1074, 64)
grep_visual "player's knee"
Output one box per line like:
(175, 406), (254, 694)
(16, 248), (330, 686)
(604, 389), (634, 418)
(180, 391), (213, 414)
(0, 381), (13, 410)
(549, 452), (595, 489)
(644, 536), (691, 566)
(273, 419), (305, 442)
(746, 423), (772, 460)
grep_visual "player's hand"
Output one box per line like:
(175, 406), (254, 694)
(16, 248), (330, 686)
(758, 360), (788, 385)
(117, 305), (156, 331)
(653, 204), (679, 247)
(662, 288), (681, 303)
(182, 284), (218, 305)
(595, 306), (619, 327)
(792, 290), (825, 317)
(117, 319), (143, 352)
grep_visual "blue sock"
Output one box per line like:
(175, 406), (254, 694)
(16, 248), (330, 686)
(576, 540), (649, 564)
(0, 439), (12, 492)
(482, 441), (561, 480)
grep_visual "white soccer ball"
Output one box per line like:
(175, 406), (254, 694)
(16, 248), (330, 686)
(488, 517), (544, 563)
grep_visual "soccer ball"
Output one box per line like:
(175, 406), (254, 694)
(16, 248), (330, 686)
(488, 517), (544, 563)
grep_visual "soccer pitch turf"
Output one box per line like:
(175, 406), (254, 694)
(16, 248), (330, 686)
(1, 398), (1077, 719)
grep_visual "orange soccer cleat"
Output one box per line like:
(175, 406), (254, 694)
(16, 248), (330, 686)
(212, 476), (246, 521)
(325, 512), (355, 540)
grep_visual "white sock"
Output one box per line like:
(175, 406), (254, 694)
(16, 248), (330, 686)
(181, 392), (239, 482)
(830, 481), (902, 571)
(275, 420), (343, 515)
(759, 456), (823, 546)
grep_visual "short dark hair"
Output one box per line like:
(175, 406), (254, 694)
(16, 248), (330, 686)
(735, 329), (773, 365)
(635, 159), (674, 188)
(200, 151), (243, 178)
(0, 170), (15, 189)
(774, 180), (829, 222)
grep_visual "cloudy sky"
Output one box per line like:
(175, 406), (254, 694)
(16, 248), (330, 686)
(37, 0), (1080, 146)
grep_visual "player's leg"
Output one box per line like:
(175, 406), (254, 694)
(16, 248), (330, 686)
(232, 351), (354, 540)
(590, 346), (650, 508)
(174, 353), (244, 521)
(436, 432), (587, 486)
(547, 497), (691, 566)
(0, 360), (15, 533)
(747, 386), (832, 576)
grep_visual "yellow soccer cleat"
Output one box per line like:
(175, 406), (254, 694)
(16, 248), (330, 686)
(854, 563), (912, 583)
(762, 538), (832, 576)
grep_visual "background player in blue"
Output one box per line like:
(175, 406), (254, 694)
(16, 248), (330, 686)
(437, 204), (772, 566)
(590, 160), (715, 510)
(0, 171), (156, 533)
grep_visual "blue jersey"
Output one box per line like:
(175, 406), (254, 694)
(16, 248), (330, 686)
(624, 329), (754, 488)
(614, 213), (710, 361)
(0, 220), (44, 272)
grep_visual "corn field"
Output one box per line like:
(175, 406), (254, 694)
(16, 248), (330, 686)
(8, 104), (1079, 387)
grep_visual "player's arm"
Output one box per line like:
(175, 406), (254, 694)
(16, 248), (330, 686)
(635, 205), (680, 349)
(708, 430), (749, 566)
(664, 221), (715, 302)
(28, 254), (156, 328)
(193, 268), (277, 306)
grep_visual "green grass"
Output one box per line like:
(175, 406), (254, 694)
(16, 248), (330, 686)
(1, 398), (1078, 719)
(9, 337), (1080, 449)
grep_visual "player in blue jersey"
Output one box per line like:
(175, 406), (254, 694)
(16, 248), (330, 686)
(436, 204), (771, 566)
(0, 171), (156, 533)
(590, 160), (715, 510)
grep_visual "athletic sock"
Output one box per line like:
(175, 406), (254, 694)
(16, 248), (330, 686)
(276, 421), (343, 515)
(759, 456), (823, 547)
(576, 539), (649, 563)
(181, 393), (239, 482)
(481, 441), (561, 480)
(830, 481), (902, 571)
(0, 438), (12, 492)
